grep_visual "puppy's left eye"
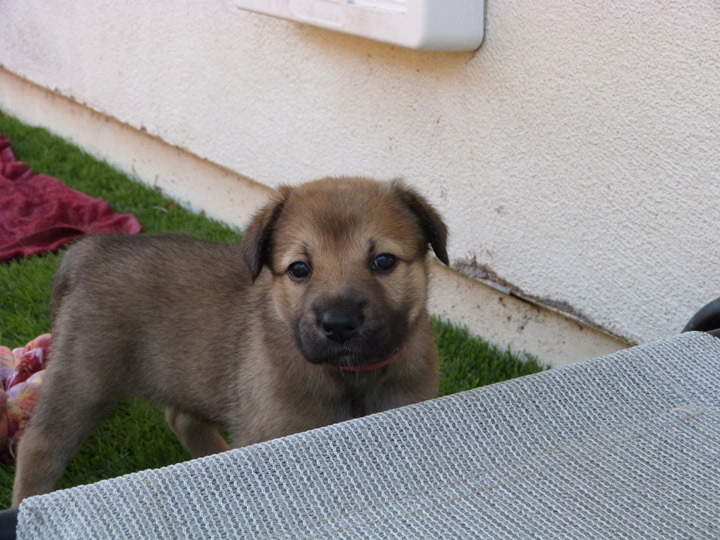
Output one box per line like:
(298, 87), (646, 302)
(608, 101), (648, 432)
(372, 253), (397, 272)
(288, 262), (311, 281)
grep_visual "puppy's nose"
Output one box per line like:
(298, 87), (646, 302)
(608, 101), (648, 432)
(320, 309), (360, 343)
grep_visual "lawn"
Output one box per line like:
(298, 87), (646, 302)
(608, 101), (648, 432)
(0, 111), (545, 508)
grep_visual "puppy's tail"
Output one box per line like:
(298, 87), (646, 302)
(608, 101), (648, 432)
(50, 258), (74, 328)
(49, 238), (93, 327)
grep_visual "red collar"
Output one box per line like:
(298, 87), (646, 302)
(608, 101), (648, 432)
(339, 345), (408, 373)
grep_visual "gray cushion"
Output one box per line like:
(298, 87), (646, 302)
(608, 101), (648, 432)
(18, 332), (720, 539)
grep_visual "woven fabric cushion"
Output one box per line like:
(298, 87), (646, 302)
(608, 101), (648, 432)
(17, 332), (720, 539)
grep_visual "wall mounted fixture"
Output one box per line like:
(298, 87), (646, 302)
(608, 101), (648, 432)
(234, 0), (485, 51)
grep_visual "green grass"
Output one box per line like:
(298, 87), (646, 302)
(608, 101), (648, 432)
(433, 320), (545, 396)
(0, 111), (546, 507)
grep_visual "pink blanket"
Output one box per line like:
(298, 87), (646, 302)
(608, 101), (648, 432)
(0, 132), (141, 262)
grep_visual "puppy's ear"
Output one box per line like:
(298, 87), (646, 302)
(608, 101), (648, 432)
(241, 186), (291, 282)
(392, 179), (449, 266)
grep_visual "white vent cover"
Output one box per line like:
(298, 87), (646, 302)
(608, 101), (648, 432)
(234, 0), (485, 51)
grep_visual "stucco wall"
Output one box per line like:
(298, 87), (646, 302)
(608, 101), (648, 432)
(1, 1), (718, 344)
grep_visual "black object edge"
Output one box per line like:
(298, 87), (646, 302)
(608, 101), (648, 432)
(0, 508), (17, 540)
(683, 297), (720, 338)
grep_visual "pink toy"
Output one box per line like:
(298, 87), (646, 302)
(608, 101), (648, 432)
(0, 333), (51, 463)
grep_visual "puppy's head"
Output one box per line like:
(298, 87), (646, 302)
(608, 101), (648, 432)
(242, 177), (448, 369)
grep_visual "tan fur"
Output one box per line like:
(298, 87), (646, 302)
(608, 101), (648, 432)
(12, 177), (448, 506)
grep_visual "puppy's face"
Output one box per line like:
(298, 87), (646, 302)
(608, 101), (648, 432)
(243, 177), (448, 369)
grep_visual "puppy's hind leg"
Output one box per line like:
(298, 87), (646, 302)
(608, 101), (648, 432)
(12, 358), (120, 506)
(165, 407), (230, 458)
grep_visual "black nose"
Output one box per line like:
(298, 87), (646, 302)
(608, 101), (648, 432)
(320, 309), (361, 343)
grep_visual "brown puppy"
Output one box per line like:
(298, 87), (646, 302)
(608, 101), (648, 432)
(12, 177), (448, 505)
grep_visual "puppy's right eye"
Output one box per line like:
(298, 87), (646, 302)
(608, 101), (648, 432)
(372, 253), (397, 272)
(288, 262), (311, 281)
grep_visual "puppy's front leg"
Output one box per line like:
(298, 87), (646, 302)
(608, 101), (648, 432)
(164, 407), (230, 458)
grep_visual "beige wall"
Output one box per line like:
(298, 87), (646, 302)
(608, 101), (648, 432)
(1, 1), (718, 347)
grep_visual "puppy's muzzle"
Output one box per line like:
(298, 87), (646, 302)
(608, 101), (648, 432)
(320, 308), (362, 343)
(315, 298), (366, 344)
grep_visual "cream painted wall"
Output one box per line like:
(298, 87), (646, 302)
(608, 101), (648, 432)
(1, 1), (718, 344)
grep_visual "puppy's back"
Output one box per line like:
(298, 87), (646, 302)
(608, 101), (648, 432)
(53, 235), (248, 306)
(49, 234), (252, 403)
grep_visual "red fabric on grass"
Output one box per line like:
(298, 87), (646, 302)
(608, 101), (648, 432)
(0, 132), (141, 262)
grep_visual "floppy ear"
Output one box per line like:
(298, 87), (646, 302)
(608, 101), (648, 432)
(391, 179), (449, 266)
(241, 186), (291, 282)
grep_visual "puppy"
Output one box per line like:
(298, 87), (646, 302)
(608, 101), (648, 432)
(12, 176), (448, 505)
